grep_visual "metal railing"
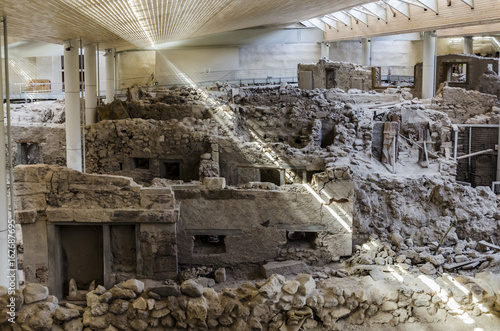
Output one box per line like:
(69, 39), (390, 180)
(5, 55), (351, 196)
(118, 67), (298, 91)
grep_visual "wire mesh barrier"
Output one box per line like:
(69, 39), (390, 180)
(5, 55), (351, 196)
(455, 124), (498, 190)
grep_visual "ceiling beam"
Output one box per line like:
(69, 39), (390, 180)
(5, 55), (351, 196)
(461, 0), (474, 9)
(329, 11), (352, 27)
(325, 0), (499, 42)
(320, 16), (339, 31)
(362, 3), (388, 22)
(346, 9), (369, 26)
(300, 21), (316, 28)
(383, 0), (411, 19)
(415, 0), (439, 14)
(308, 18), (327, 32)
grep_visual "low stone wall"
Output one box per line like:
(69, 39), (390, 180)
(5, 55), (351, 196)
(2, 271), (499, 330)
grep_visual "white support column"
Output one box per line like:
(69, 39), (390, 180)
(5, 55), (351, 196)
(84, 44), (97, 125)
(64, 39), (82, 172)
(463, 36), (473, 55)
(105, 48), (115, 104)
(422, 31), (437, 99)
(320, 42), (330, 59)
(361, 38), (370, 66)
(0, 34), (10, 288)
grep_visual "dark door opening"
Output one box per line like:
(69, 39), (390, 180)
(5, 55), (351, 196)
(59, 225), (103, 297)
(326, 69), (336, 89)
(161, 160), (182, 180)
(260, 168), (281, 186)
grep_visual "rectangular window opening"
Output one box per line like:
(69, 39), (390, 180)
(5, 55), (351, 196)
(193, 235), (226, 255)
(444, 62), (468, 83)
(18, 142), (41, 165)
(131, 158), (150, 170)
(285, 231), (317, 249)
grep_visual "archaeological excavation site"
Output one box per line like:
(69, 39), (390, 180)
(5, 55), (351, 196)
(2, 1), (500, 331)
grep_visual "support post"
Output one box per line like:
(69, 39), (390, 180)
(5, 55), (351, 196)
(64, 39), (83, 171)
(361, 38), (370, 66)
(463, 36), (473, 55)
(422, 31), (437, 99)
(105, 48), (115, 104)
(497, 123), (500, 181)
(1, 16), (17, 289)
(84, 44), (97, 125)
(320, 42), (330, 59)
(0, 22), (10, 288)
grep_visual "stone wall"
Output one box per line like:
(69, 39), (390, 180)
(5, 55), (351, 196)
(437, 87), (498, 124)
(14, 165), (179, 297)
(174, 165), (353, 267)
(298, 59), (372, 91)
(85, 118), (219, 185)
(2, 270), (500, 330)
(414, 54), (500, 98)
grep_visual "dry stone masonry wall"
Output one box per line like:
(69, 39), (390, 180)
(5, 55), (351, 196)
(2, 271), (500, 330)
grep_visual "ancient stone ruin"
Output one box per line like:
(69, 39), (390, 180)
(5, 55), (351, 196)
(2, 72), (500, 330)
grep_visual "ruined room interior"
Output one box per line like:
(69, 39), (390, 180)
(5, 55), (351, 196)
(1, 0), (500, 330)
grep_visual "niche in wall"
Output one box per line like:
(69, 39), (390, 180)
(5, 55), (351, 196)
(284, 231), (317, 249)
(193, 235), (226, 255)
(260, 168), (281, 186)
(131, 158), (150, 170)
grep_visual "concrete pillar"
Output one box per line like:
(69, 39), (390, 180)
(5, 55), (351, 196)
(64, 39), (82, 172)
(320, 42), (330, 59)
(422, 31), (437, 99)
(464, 36), (473, 55)
(105, 48), (115, 104)
(361, 38), (370, 66)
(84, 44), (97, 125)
(0, 40), (11, 288)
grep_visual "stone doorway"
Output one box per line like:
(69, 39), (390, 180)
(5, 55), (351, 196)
(59, 225), (104, 298)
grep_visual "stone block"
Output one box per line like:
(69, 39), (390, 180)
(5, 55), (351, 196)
(73, 209), (112, 223)
(23, 283), (49, 304)
(261, 261), (310, 278)
(203, 177), (226, 190)
(121, 279), (144, 294)
(15, 210), (38, 224)
(214, 268), (226, 283)
(147, 285), (181, 298)
(18, 194), (47, 212)
(181, 280), (204, 298)
(46, 208), (74, 222)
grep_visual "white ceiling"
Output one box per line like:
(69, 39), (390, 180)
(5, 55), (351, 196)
(0, 0), (371, 50)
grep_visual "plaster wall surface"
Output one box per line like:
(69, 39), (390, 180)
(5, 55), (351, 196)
(117, 51), (156, 89)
